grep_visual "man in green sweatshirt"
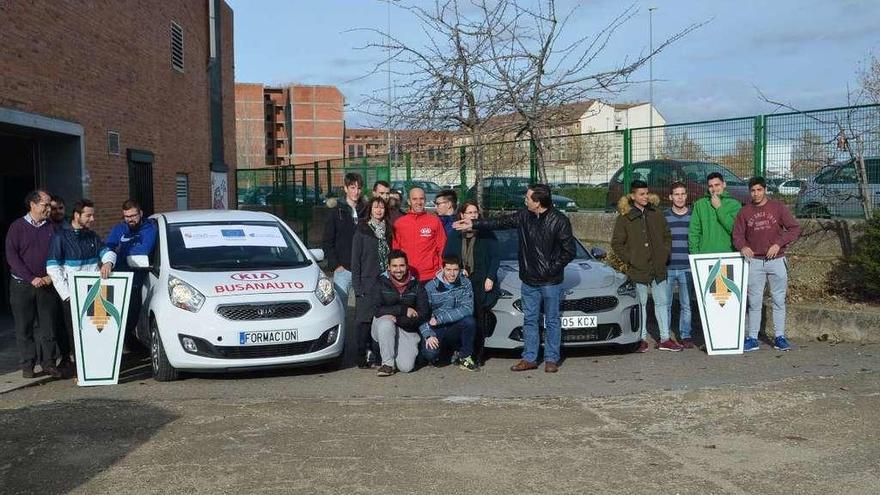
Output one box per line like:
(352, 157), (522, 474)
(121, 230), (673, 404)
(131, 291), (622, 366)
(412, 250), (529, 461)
(688, 172), (742, 254)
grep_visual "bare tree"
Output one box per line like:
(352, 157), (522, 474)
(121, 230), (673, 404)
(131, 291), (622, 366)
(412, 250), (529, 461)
(790, 130), (831, 179)
(354, 0), (702, 204)
(480, 1), (703, 181)
(659, 131), (709, 161)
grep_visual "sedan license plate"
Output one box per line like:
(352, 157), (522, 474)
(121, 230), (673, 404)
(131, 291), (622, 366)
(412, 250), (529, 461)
(239, 330), (298, 346)
(560, 315), (597, 329)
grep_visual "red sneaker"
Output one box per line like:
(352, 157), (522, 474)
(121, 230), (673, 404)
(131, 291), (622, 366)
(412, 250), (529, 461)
(680, 338), (696, 349)
(635, 340), (649, 353)
(658, 340), (684, 352)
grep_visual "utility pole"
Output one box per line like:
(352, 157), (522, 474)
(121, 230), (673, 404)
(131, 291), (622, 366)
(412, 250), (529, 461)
(649, 6), (656, 159)
(386, 0), (392, 165)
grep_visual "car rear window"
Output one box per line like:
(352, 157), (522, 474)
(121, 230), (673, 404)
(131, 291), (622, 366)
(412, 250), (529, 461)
(492, 229), (590, 260)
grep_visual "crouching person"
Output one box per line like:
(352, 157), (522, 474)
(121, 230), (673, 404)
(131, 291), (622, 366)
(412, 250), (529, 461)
(420, 255), (479, 371)
(370, 249), (430, 376)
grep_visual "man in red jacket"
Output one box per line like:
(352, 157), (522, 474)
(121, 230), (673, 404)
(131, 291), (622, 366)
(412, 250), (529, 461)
(393, 187), (446, 282)
(733, 177), (801, 352)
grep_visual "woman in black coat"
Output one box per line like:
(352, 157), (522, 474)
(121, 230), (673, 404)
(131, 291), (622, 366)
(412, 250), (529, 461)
(444, 200), (500, 363)
(350, 196), (393, 368)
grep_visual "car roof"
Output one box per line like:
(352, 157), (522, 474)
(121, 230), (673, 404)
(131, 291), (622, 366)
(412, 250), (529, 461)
(155, 209), (280, 224)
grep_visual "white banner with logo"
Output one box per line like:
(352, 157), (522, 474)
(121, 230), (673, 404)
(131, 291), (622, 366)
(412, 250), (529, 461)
(689, 253), (749, 355)
(71, 272), (134, 386)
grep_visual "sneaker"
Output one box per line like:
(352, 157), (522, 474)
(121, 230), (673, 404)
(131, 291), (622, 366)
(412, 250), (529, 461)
(356, 358), (372, 369)
(22, 368), (35, 379)
(773, 336), (792, 351)
(42, 365), (63, 379)
(459, 356), (479, 372)
(680, 338), (696, 349)
(658, 340), (683, 352)
(743, 337), (760, 352)
(376, 365), (395, 377)
(635, 340), (649, 353)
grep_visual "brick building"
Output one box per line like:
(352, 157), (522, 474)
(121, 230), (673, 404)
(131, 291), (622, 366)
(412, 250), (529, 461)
(343, 128), (453, 160)
(235, 84), (344, 167)
(0, 1), (235, 306)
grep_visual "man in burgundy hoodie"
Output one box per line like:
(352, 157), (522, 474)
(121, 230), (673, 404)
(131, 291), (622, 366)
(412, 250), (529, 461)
(733, 177), (801, 352)
(393, 187), (446, 282)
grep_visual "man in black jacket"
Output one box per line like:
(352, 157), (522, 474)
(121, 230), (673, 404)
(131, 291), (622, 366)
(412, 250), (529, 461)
(370, 249), (431, 376)
(454, 183), (575, 373)
(322, 172), (367, 303)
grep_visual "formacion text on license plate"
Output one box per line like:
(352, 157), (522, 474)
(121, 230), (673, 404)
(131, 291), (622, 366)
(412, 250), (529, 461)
(239, 330), (298, 345)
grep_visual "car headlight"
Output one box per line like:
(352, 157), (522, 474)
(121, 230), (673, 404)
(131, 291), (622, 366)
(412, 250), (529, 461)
(567, 202), (576, 208)
(499, 288), (514, 299)
(512, 298), (523, 312)
(168, 275), (205, 313)
(315, 273), (335, 305)
(617, 280), (636, 298)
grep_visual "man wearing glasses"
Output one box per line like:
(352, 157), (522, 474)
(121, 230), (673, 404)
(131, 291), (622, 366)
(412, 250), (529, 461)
(5, 190), (63, 378)
(435, 189), (458, 236)
(100, 200), (158, 349)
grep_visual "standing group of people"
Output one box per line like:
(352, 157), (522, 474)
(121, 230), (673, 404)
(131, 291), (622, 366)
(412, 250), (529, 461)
(324, 173), (576, 375)
(612, 172), (801, 353)
(6, 192), (156, 379)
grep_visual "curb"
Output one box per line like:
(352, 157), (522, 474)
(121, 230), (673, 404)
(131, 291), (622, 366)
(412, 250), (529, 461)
(0, 370), (55, 395)
(786, 304), (880, 343)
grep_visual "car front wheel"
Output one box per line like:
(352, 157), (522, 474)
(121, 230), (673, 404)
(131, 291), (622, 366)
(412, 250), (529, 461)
(151, 318), (179, 382)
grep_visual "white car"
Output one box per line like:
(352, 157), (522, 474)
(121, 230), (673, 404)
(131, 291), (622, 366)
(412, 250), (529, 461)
(128, 210), (344, 381)
(777, 179), (804, 196)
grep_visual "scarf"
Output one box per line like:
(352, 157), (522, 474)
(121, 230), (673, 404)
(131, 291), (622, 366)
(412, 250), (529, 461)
(369, 219), (390, 271)
(389, 273), (410, 295)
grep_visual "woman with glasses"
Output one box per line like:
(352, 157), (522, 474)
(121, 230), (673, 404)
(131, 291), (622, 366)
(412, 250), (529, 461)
(444, 200), (500, 364)
(351, 196), (394, 368)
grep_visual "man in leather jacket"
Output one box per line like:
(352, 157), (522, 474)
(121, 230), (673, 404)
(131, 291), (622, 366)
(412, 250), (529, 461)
(453, 183), (575, 373)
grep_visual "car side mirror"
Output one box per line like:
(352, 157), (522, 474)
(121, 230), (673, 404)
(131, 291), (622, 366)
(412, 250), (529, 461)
(127, 255), (152, 270)
(309, 248), (325, 262)
(590, 247), (607, 259)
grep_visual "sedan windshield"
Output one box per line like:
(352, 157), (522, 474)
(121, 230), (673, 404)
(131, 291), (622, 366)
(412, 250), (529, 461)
(166, 221), (311, 271)
(492, 229), (590, 261)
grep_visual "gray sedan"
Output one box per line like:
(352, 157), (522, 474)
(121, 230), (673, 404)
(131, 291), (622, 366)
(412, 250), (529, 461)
(485, 230), (641, 350)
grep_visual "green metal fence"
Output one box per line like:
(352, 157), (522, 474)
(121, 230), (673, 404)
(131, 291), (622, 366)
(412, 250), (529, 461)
(237, 103), (880, 240)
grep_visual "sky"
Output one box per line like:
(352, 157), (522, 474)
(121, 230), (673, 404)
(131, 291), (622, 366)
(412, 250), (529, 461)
(226, 0), (880, 128)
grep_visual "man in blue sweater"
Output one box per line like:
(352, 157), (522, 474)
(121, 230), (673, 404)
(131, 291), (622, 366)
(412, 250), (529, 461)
(665, 182), (695, 348)
(420, 255), (479, 371)
(100, 200), (158, 348)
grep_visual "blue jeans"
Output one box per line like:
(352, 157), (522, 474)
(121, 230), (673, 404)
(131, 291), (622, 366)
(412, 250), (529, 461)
(635, 279), (671, 341)
(520, 282), (563, 363)
(332, 268), (352, 305)
(747, 257), (788, 339)
(665, 269), (693, 339)
(420, 315), (477, 362)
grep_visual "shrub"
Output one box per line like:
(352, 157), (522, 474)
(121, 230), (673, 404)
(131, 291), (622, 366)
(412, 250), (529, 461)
(849, 211), (880, 299)
(558, 187), (607, 210)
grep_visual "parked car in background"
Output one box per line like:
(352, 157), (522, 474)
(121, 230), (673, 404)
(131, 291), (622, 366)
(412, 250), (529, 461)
(391, 180), (442, 209)
(765, 177), (787, 193)
(605, 159), (750, 211)
(467, 176), (579, 211)
(776, 179), (805, 196)
(485, 230), (640, 351)
(237, 185), (273, 206)
(795, 158), (879, 218)
(128, 210), (344, 381)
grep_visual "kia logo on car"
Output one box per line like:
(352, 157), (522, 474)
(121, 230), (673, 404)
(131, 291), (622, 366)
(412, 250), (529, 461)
(231, 272), (279, 281)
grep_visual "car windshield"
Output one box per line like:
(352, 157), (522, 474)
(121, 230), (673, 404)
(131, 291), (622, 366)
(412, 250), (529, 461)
(681, 163), (746, 186)
(492, 229), (590, 261)
(166, 221), (311, 271)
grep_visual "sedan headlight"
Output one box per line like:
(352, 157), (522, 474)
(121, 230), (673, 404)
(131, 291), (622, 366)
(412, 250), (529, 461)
(499, 288), (514, 299)
(168, 276), (205, 313)
(617, 280), (637, 298)
(315, 273), (335, 305)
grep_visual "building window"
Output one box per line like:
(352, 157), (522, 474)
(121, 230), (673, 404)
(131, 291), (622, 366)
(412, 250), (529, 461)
(356, 145), (364, 157)
(348, 145), (355, 157)
(107, 131), (120, 155)
(171, 21), (184, 72)
(176, 174), (189, 210)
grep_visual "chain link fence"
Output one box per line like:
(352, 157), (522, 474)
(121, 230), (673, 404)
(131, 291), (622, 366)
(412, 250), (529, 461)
(237, 103), (880, 239)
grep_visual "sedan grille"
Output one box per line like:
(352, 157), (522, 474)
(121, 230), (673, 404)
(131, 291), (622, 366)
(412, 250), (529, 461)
(216, 302), (311, 321)
(560, 296), (618, 313)
(508, 323), (622, 343)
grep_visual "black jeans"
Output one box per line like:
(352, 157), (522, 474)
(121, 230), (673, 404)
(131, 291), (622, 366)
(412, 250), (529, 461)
(10, 278), (58, 369)
(59, 298), (75, 363)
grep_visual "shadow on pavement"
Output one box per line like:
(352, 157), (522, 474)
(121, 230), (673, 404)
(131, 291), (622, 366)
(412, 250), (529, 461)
(0, 398), (178, 494)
